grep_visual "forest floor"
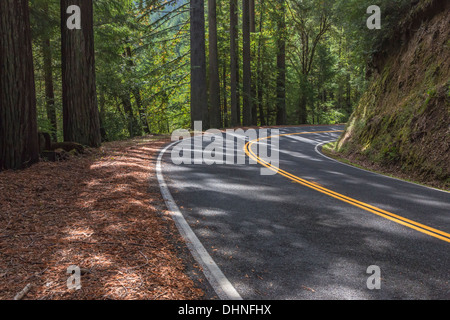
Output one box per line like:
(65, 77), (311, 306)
(0, 135), (210, 300)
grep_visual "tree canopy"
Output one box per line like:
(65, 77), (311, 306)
(2, 0), (417, 165)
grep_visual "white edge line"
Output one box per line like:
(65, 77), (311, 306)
(156, 141), (243, 301)
(315, 140), (450, 194)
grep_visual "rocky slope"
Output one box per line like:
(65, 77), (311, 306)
(335, 0), (450, 189)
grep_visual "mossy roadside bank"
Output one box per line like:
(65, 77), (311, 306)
(322, 141), (449, 192)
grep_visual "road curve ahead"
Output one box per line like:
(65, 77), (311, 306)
(159, 125), (450, 300)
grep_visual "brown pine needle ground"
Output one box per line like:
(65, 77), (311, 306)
(0, 135), (207, 300)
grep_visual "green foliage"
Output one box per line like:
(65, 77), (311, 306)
(29, 0), (420, 142)
(332, 0), (413, 64)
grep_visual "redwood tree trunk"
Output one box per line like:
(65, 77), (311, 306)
(0, 0), (39, 170)
(42, 39), (57, 142)
(256, 0), (266, 126)
(208, 0), (222, 129)
(222, 62), (229, 128)
(242, 0), (252, 126)
(298, 93), (307, 124)
(60, 0), (101, 147)
(249, 0), (256, 32)
(190, 0), (209, 130)
(276, 0), (287, 125)
(230, 0), (240, 126)
(249, 0), (257, 125)
(42, 2), (57, 142)
(121, 94), (140, 138)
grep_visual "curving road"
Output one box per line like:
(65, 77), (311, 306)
(158, 125), (450, 300)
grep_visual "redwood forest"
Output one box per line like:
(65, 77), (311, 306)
(1, 0), (420, 170)
(0, 0), (449, 303)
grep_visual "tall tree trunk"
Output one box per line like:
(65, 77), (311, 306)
(121, 94), (139, 138)
(125, 46), (149, 134)
(256, 0), (266, 126)
(230, 0), (239, 127)
(98, 90), (108, 141)
(249, 0), (257, 125)
(0, 0), (39, 170)
(222, 62), (229, 128)
(249, 0), (256, 33)
(42, 38), (57, 142)
(60, 0), (101, 147)
(298, 92), (307, 124)
(41, 1), (57, 142)
(242, 0), (252, 126)
(190, 0), (209, 130)
(276, 0), (286, 125)
(133, 88), (150, 134)
(208, 0), (221, 129)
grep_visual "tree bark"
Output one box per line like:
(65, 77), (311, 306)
(230, 0), (240, 127)
(249, 0), (256, 33)
(298, 92), (307, 124)
(250, 0), (257, 125)
(242, 0), (252, 126)
(41, 2), (57, 142)
(0, 0), (39, 170)
(133, 88), (150, 134)
(121, 94), (140, 138)
(208, 0), (221, 129)
(222, 62), (229, 128)
(42, 39), (57, 142)
(190, 0), (209, 130)
(60, 0), (101, 147)
(276, 0), (287, 125)
(256, 0), (266, 126)
(125, 46), (149, 134)
(98, 90), (108, 141)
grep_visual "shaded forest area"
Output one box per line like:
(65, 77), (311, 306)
(1, 0), (417, 171)
(333, 0), (450, 189)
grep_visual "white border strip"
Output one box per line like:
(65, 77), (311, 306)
(315, 140), (450, 194)
(156, 141), (243, 300)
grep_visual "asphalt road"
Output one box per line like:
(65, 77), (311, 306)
(159, 125), (450, 300)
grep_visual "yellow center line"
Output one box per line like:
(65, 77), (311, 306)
(244, 130), (450, 244)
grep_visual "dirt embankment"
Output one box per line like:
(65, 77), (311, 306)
(335, 0), (450, 190)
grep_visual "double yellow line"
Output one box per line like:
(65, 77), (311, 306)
(245, 130), (450, 244)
